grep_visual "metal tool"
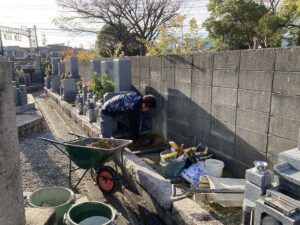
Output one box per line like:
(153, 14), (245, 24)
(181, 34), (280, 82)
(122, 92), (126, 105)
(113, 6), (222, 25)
(171, 184), (244, 197)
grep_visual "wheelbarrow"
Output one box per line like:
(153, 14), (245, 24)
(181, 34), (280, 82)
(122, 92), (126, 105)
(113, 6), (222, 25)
(42, 133), (132, 194)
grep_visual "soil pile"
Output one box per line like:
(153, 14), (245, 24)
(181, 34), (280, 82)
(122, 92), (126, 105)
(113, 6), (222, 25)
(86, 140), (116, 149)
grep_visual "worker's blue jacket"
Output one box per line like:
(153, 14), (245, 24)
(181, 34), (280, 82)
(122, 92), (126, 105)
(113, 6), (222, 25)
(101, 92), (143, 140)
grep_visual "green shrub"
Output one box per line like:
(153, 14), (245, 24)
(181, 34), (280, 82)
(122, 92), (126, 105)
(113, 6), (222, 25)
(91, 73), (114, 99)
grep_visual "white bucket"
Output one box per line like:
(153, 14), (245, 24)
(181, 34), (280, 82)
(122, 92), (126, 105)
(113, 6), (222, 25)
(205, 159), (224, 177)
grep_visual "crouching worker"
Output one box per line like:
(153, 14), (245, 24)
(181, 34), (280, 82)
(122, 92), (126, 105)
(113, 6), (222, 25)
(99, 92), (156, 143)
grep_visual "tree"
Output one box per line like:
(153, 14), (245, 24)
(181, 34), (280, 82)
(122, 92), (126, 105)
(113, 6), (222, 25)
(144, 15), (207, 55)
(95, 24), (140, 57)
(54, 0), (181, 55)
(205, 0), (300, 50)
(279, 0), (300, 46)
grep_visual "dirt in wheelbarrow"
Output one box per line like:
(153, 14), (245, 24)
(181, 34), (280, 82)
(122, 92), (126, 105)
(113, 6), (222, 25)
(126, 133), (169, 152)
(85, 140), (116, 149)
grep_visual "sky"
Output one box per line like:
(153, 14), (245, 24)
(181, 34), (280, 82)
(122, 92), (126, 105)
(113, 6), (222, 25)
(0, 0), (210, 49)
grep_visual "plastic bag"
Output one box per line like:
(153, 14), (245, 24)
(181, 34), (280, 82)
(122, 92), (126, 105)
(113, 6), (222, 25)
(181, 161), (207, 185)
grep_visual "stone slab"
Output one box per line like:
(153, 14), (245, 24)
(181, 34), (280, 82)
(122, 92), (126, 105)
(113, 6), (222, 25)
(16, 103), (35, 114)
(90, 59), (101, 74)
(25, 208), (56, 225)
(237, 109), (269, 133)
(245, 168), (273, 188)
(238, 89), (271, 113)
(113, 59), (132, 92)
(244, 180), (265, 203)
(101, 60), (114, 80)
(278, 148), (300, 171)
(172, 198), (221, 225)
(70, 57), (79, 78)
(123, 152), (173, 209)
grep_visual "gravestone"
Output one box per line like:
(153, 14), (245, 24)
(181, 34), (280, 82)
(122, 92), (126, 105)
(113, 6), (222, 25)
(50, 76), (61, 93)
(18, 76), (25, 85)
(12, 85), (18, 106)
(91, 59), (101, 74)
(101, 60), (114, 80)
(35, 55), (42, 74)
(24, 73), (31, 86)
(0, 57), (25, 225)
(61, 79), (77, 102)
(70, 57), (79, 78)
(51, 57), (59, 75)
(82, 86), (88, 103)
(18, 85), (28, 105)
(58, 63), (65, 77)
(113, 59), (132, 92)
(44, 76), (51, 89)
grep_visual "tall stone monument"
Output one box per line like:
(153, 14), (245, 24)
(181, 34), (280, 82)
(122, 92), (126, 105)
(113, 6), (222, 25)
(0, 56), (25, 225)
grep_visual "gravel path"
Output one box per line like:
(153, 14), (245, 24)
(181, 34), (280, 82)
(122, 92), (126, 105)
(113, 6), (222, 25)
(20, 130), (77, 192)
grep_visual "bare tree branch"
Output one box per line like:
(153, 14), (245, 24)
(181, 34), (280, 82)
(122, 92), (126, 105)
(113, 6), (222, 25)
(54, 0), (181, 54)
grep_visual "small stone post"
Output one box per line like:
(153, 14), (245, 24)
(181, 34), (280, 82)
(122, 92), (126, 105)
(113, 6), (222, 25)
(0, 57), (25, 225)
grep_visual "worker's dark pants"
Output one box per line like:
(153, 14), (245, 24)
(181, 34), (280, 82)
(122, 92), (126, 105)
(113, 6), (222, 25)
(99, 110), (130, 138)
(99, 111), (113, 138)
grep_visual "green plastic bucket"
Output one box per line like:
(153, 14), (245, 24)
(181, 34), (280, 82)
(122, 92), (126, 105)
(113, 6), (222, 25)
(160, 159), (186, 179)
(28, 186), (75, 225)
(64, 201), (120, 225)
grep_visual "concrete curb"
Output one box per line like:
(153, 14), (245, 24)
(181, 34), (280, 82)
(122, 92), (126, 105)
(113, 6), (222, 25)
(44, 88), (223, 225)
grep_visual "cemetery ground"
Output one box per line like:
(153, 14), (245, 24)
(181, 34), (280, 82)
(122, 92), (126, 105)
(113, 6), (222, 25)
(21, 90), (142, 225)
(19, 89), (243, 225)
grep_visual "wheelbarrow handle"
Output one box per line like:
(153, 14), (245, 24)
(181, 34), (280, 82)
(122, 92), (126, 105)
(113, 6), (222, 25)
(68, 132), (86, 138)
(41, 138), (65, 145)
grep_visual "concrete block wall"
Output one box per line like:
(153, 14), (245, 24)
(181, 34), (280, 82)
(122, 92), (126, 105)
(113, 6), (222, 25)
(131, 47), (300, 177)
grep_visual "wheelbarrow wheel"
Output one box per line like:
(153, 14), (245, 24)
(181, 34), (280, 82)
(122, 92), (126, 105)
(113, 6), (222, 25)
(96, 166), (120, 194)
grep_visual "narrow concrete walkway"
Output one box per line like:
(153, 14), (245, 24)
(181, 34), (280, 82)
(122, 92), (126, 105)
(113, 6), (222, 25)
(33, 91), (139, 225)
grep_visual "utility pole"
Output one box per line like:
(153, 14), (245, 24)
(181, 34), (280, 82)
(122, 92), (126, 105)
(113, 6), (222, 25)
(33, 25), (39, 55)
(0, 30), (4, 56)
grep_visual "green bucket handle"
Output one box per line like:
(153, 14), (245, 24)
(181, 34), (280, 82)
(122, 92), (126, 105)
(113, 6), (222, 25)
(111, 211), (121, 225)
